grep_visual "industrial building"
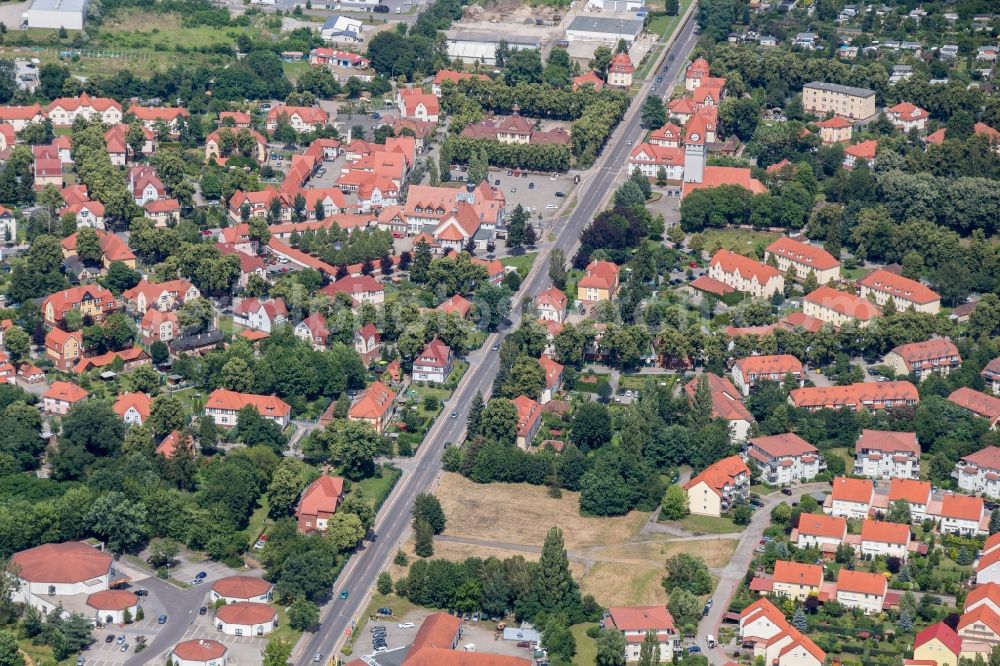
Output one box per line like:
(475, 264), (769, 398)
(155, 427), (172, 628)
(24, 0), (87, 30)
(445, 30), (540, 66)
(566, 15), (644, 45)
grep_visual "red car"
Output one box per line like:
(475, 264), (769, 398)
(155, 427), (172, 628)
(688, 261), (698, 268)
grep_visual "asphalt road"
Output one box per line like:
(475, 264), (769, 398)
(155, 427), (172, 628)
(294, 13), (702, 666)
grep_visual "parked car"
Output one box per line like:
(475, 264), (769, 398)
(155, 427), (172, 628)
(517, 641), (531, 648)
(688, 645), (702, 653)
(120, 644), (129, 653)
(105, 634), (115, 643)
(378, 607), (392, 616)
(195, 571), (207, 579)
(781, 488), (793, 496)
(398, 622), (415, 629)
(528, 182), (534, 190)
(199, 607), (207, 615)
(554, 191), (566, 197)
(510, 186), (517, 193)
(450, 410), (457, 418)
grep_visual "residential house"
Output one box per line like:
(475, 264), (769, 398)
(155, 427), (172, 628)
(139, 308), (180, 345)
(835, 569), (887, 614)
(939, 494), (986, 536)
(144, 199), (181, 227)
(578, 260), (620, 303)
(264, 105), (329, 133)
(512, 395), (542, 450)
(802, 82), (877, 120)
(883, 339), (961, 382)
(859, 269), (941, 314)
(572, 71), (605, 91)
(205, 128), (268, 164)
(683, 373), (755, 441)
(607, 52), (634, 87)
(707, 250), (784, 299)
(684, 57), (710, 92)
(104, 124), (154, 165)
(128, 165), (166, 205)
(113, 392), (152, 426)
(319, 15), (363, 44)
(43, 381), (89, 415)
(649, 122), (683, 148)
(956, 446), (1000, 497)
(538, 356), (563, 404)
(0, 104), (45, 131)
(46, 93), (123, 127)
(437, 294), (473, 320)
(795, 513), (847, 552)
(627, 143), (685, 180)
(746, 433), (822, 485)
(827, 476), (875, 519)
(536, 288), (568, 323)
(59, 201), (106, 230)
(843, 140), (878, 169)
(886, 102), (929, 132)
(122, 278), (199, 313)
(815, 116), (853, 143)
(44, 328), (83, 370)
(295, 474), (345, 533)
(413, 336), (452, 383)
(886, 478), (932, 522)
(977, 538), (1000, 585)
(771, 560), (822, 601)
(233, 298), (288, 333)
(0, 206), (15, 243)
(320, 275), (385, 307)
(32, 145), (62, 189)
(294, 313), (330, 350)
(605, 606), (675, 662)
(353, 323), (381, 367)
(204, 389), (292, 428)
(948, 388), (1000, 429)
(731, 354), (804, 395)
(912, 622), (961, 666)
(764, 237), (840, 283)
(982, 357), (1000, 393)
(155, 431), (192, 459)
(790, 381), (919, 412)
(738, 599), (789, 646)
(73, 347), (151, 375)
(755, 625), (825, 666)
(397, 89), (440, 122)
(127, 105), (189, 134)
(959, 605), (1000, 647)
(348, 381), (396, 435)
(683, 455), (750, 517)
(42, 285), (118, 327)
(853, 430), (920, 480)
(802, 285), (881, 328)
(859, 519), (910, 560)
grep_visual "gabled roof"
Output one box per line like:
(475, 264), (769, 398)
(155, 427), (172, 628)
(887, 478), (931, 505)
(155, 430), (192, 458)
(949, 388), (1000, 422)
(681, 166), (767, 198)
(830, 476), (874, 504)
(860, 519), (909, 545)
(959, 604), (1000, 637)
(965, 581), (1000, 609)
(773, 560), (822, 588)
(204, 388), (291, 418)
(855, 429), (919, 455)
(789, 381), (919, 410)
(796, 512), (846, 540)
(914, 622), (961, 655)
(766, 237), (839, 270)
(889, 338), (959, 367)
(538, 356), (564, 389)
(683, 373), (754, 423)
(298, 474), (345, 516)
(940, 494), (984, 522)
(734, 354), (803, 377)
(44, 380), (89, 403)
(113, 392), (152, 421)
(349, 381), (396, 421)
(749, 433), (817, 458)
(607, 605), (675, 632)
(578, 260), (619, 291)
(684, 455), (749, 496)
(803, 285), (881, 321)
(416, 336), (451, 368)
(836, 569), (887, 596)
(859, 269), (940, 305)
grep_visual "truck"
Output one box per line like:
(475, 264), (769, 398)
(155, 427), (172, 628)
(707, 635), (716, 649)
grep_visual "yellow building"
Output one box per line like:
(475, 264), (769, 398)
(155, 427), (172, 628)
(802, 81), (876, 120)
(771, 561), (822, 601)
(914, 622), (961, 666)
(764, 237), (840, 284)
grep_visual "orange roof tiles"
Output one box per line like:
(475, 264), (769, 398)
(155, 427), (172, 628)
(859, 269), (940, 305)
(766, 237), (839, 271)
(830, 476), (874, 504)
(750, 433), (816, 458)
(789, 381), (918, 410)
(349, 381), (396, 421)
(804, 285), (881, 321)
(683, 373), (754, 423)
(684, 455), (749, 497)
(710, 249), (782, 284)
(215, 602), (276, 626)
(949, 388), (1000, 423)
(845, 139), (878, 160)
(173, 639), (227, 662)
(773, 560), (823, 588)
(11, 541), (111, 583)
(298, 474), (345, 517)
(681, 166), (766, 198)
(211, 575), (272, 599)
(836, 569), (887, 596)
(113, 392), (152, 421)
(855, 429), (919, 455)
(44, 380), (89, 403)
(940, 494), (984, 522)
(578, 260), (620, 291)
(734, 354), (803, 378)
(87, 589), (138, 610)
(860, 519), (910, 545)
(959, 604), (1000, 637)
(796, 513), (846, 540)
(888, 479), (931, 504)
(915, 621), (962, 655)
(607, 605), (675, 632)
(205, 388), (290, 418)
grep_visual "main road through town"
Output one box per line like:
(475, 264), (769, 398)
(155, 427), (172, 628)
(295, 14), (702, 665)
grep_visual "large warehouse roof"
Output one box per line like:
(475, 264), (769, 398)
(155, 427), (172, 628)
(28, 0), (87, 12)
(567, 15), (644, 36)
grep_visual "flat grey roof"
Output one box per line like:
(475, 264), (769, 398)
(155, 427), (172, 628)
(567, 15), (645, 35)
(803, 81), (876, 98)
(28, 0), (87, 12)
(446, 30), (540, 46)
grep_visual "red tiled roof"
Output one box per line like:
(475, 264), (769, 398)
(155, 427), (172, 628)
(212, 575), (272, 599)
(11, 542), (111, 583)
(710, 249), (781, 284)
(959, 604), (1000, 637)
(607, 605), (675, 632)
(886, 102), (928, 121)
(87, 589), (137, 610)
(940, 494), (984, 522)
(773, 560), (822, 588)
(915, 622), (961, 655)
(861, 519), (909, 545)
(889, 338), (959, 367)
(349, 381), (396, 420)
(750, 433), (816, 458)
(127, 105), (189, 122)
(578, 260), (620, 291)
(44, 380), (89, 403)
(888, 478), (931, 504)
(766, 237), (839, 271)
(683, 373), (754, 423)
(855, 429), (919, 455)
(796, 513), (846, 540)
(816, 116), (853, 129)
(734, 354), (803, 378)
(684, 455), (749, 497)
(859, 269), (940, 305)
(690, 275), (734, 295)
(965, 582), (1000, 609)
(215, 602), (276, 626)
(681, 166), (766, 198)
(113, 392), (152, 421)
(298, 474), (344, 517)
(831, 476), (874, 504)
(845, 139), (878, 160)
(949, 388), (1000, 422)
(781, 311), (825, 333)
(789, 381), (918, 410)
(173, 640), (227, 662)
(804, 285), (881, 321)
(837, 569), (886, 596)
(205, 389), (290, 418)
(512, 395), (541, 438)
(962, 446), (1000, 470)
(155, 430), (192, 459)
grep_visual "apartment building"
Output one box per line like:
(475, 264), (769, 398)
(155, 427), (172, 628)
(746, 433), (822, 485)
(204, 389), (291, 428)
(789, 381), (919, 412)
(802, 81), (877, 120)
(605, 606), (676, 662)
(731, 354), (804, 395)
(853, 429), (920, 480)
(948, 387), (1000, 429)
(859, 269), (941, 314)
(982, 357), (1000, 393)
(955, 446), (1000, 497)
(884, 338), (961, 381)
(683, 455), (750, 517)
(802, 286), (881, 328)
(683, 373), (755, 441)
(707, 250), (784, 299)
(764, 237), (841, 284)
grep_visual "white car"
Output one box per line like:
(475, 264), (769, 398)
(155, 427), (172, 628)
(546, 204), (558, 209)
(398, 622), (415, 629)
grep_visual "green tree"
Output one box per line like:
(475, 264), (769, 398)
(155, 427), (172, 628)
(571, 402), (612, 452)
(663, 553), (712, 595)
(412, 493), (446, 534)
(0, 630), (23, 666)
(990, 508), (1000, 536)
(548, 248), (568, 290)
(641, 96), (666, 129)
(667, 588), (701, 629)
(660, 484), (689, 520)
(542, 616), (576, 662)
(414, 517), (434, 557)
(595, 628), (626, 666)
(85, 491), (149, 552)
(149, 393), (186, 438)
(479, 398), (518, 446)
(887, 500), (912, 525)
(377, 572), (393, 595)
(2, 326), (30, 363)
(267, 458), (305, 518)
(507, 204), (528, 250)
(590, 46), (613, 80)
(262, 638), (292, 666)
(288, 597), (320, 631)
(466, 390), (485, 439)
(526, 527), (581, 618)
(637, 630), (660, 666)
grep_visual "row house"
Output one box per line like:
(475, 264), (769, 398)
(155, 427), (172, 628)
(795, 512), (847, 552)
(746, 433), (822, 485)
(885, 478), (932, 522)
(512, 395), (542, 450)
(956, 446), (1000, 497)
(859, 268), (941, 314)
(853, 429), (920, 479)
(74, 347), (151, 375)
(827, 476), (875, 519)
(127, 105), (190, 134)
(605, 606), (676, 663)
(738, 599), (826, 666)
(42, 285), (118, 327)
(707, 250), (784, 299)
(976, 537), (1000, 585)
(788, 381), (919, 412)
(44, 328), (82, 371)
(835, 569), (887, 614)
(294, 312), (330, 350)
(884, 338), (961, 381)
(983, 357), (1000, 393)
(885, 102), (928, 132)
(348, 380), (396, 435)
(684, 373), (755, 442)
(46, 93), (123, 127)
(731, 354), (804, 395)
(939, 494), (986, 536)
(959, 604), (1000, 649)
(412, 336), (452, 383)
(139, 308), (180, 346)
(204, 388), (292, 428)
(949, 387), (1000, 429)
(0, 104), (46, 131)
(683, 454), (750, 517)
(578, 260), (620, 303)
(122, 278), (199, 313)
(763, 237), (840, 284)
(42, 381), (89, 415)
(233, 298), (288, 334)
(264, 105), (330, 133)
(770, 561), (822, 601)
(858, 519), (910, 560)
(802, 285), (881, 328)
(536, 287), (568, 323)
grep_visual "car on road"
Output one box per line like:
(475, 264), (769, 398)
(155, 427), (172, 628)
(399, 622), (415, 629)
(491, 342), (500, 351)
(313, 653), (323, 662)
(626, 139), (632, 145)
(656, 76), (663, 82)
(199, 606), (207, 615)
(158, 614), (167, 624)
(76, 658), (84, 666)
(555, 191), (566, 197)
(781, 488), (793, 496)
(134, 589), (148, 596)
(494, 180), (500, 186)
(105, 634), (115, 643)
(191, 578), (203, 585)
(450, 410), (457, 418)
(340, 590), (349, 600)
(688, 645), (702, 653)
(374, 646), (388, 653)
(510, 186), (517, 193)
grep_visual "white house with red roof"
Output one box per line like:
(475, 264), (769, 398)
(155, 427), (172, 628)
(321, 275), (385, 307)
(884, 338), (961, 381)
(843, 139), (878, 169)
(836, 569), (887, 614)
(171, 639), (229, 666)
(826, 476), (875, 519)
(939, 494), (986, 536)
(886, 478), (932, 522)
(536, 288), (568, 323)
(794, 513), (846, 552)
(113, 392), (152, 426)
(204, 389), (291, 428)
(764, 237), (840, 284)
(0, 104), (46, 131)
(11, 541), (113, 615)
(815, 116), (853, 144)
(294, 312), (330, 350)
(956, 446), (1000, 496)
(731, 354), (804, 395)
(396, 88), (440, 122)
(128, 165), (166, 205)
(982, 357), (1000, 394)
(210, 576), (273, 605)
(683, 373), (754, 441)
(959, 603), (1000, 648)
(684, 57), (710, 92)
(578, 260), (620, 303)
(746, 433), (822, 485)
(683, 454), (750, 517)
(295, 474), (345, 532)
(790, 381), (919, 413)
(707, 250), (784, 299)
(46, 93), (122, 127)
(127, 105), (190, 134)
(627, 143), (684, 180)
(215, 602), (277, 636)
(538, 356), (563, 404)
(605, 606), (675, 662)
(123, 278), (199, 313)
(413, 336), (452, 383)
(43, 381), (89, 415)
(607, 52), (634, 87)
(233, 297), (288, 333)
(139, 308), (180, 345)
(859, 519), (911, 560)
(264, 105), (329, 133)
(0, 205), (15, 242)
(353, 323), (382, 367)
(512, 395), (543, 450)
(853, 429), (920, 480)
(886, 102), (929, 132)
(976, 538), (1000, 585)
(348, 381), (396, 435)
(859, 268), (941, 314)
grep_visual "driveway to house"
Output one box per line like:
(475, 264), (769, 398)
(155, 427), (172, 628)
(694, 482), (830, 664)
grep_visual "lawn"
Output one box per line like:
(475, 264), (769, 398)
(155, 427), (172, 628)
(269, 604), (302, 650)
(571, 623), (599, 666)
(669, 513), (745, 534)
(352, 465), (402, 510)
(242, 497), (270, 547)
(841, 266), (873, 280)
(618, 373), (674, 392)
(501, 252), (538, 278)
(97, 10), (242, 50)
(700, 228), (780, 258)
(283, 60), (312, 83)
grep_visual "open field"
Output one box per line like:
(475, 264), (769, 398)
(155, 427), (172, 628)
(99, 11), (241, 50)
(671, 513), (744, 534)
(699, 228), (781, 258)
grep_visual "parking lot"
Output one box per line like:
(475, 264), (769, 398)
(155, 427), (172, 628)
(80, 583), (171, 666)
(449, 168), (575, 224)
